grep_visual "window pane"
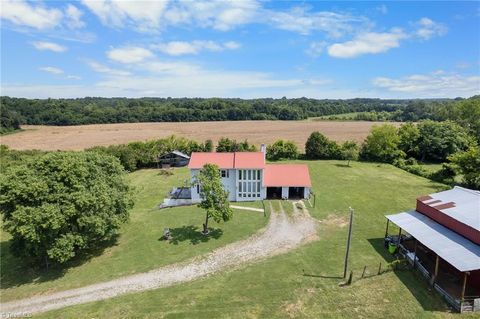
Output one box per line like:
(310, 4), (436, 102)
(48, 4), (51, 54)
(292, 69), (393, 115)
(257, 170), (261, 180)
(239, 182), (242, 192)
(239, 170), (242, 180)
(248, 182), (251, 192)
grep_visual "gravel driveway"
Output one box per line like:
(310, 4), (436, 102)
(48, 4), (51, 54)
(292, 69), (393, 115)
(1, 201), (317, 316)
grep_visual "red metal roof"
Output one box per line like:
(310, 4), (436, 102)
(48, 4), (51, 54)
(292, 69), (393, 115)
(188, 152), (265, 169)
(233, 152), (265, 168)
(263, 164), (311, 187)
(188, 152), (234, 169)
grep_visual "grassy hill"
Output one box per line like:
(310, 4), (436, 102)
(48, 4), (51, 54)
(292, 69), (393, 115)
(0, 168), (267, 302)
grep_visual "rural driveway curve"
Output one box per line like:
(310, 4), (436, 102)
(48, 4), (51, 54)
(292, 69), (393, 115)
(1, 201), (318, 316)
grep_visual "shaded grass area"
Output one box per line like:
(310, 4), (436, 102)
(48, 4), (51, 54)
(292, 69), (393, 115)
(0, 168), (268, 302)
(34, 161), (474, 319)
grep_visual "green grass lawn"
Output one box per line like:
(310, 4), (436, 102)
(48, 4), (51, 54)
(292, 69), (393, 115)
(0, 168), (268, 302)
(30, 160), (477, 319)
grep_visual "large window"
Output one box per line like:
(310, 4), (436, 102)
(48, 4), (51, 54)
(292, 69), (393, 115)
(237, 169), (262, 198)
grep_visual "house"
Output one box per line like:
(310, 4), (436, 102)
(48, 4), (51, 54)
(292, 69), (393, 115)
(187, 145), (311, 202)
(158, 150), (190, 168)
(384, 186), (480, 313)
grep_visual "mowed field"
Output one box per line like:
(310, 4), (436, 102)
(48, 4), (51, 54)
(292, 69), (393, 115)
(0, 120), (400, 151)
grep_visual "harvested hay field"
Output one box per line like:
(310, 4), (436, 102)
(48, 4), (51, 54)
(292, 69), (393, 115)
(1, 121), (400, 151)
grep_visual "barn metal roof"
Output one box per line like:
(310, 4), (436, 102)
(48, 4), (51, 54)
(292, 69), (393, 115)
(386, 210), (480, 272)
(420, 186), (480, 231)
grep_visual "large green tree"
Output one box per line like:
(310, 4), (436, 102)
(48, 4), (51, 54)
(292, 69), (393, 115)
(398, 122), (420, 158)
(195, 164), (233, 235)
(340, 141), (359, 166)
(417, 120), (473, 161)
(448, 146), (480, 190)
(0, 152), (132, 266)
(305, 131), (341, 159)
(266, 140), (298, 161)
(360, 124), (404, 163)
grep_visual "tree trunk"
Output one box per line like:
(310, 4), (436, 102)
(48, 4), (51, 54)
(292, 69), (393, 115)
(348, 159), (351, 166)
(203, 212), (210, 235)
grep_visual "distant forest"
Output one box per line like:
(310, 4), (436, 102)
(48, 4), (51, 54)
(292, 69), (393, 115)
(0, 96), (478, 129)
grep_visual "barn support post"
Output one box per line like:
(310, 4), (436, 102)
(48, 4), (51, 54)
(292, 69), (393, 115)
(412, 239), (418, 269)
(432, 254), (440, 285)
(396, 228), (402, 247)
(384, 219), (389, 238)
(460, 272), (469, 301)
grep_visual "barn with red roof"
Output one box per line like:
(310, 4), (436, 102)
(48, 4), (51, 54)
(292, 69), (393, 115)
(188, 145), (311, 202)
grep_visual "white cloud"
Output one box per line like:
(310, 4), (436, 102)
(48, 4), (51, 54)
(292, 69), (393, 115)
(305, 41), (327, 57)
(224, 41), (241, 50)
(1, 0), (63, 30)
(267, 7), (371, 37)
(66, 75), (82, 80)
(327, 28), (407, 58)
(166, 0), (260, 31)
(107, 47), (154, 63)
(152, 40), (241, 56)
(39, 66), (64, 75)
(32, 41), (67, 52)
(65, 4), (86, 29)
(376, 5), (388, 15)
(414, 17), (447, 40)
(87, 61), (132, 76)
(372, 71), (480, 97)
(81, 0), (169, 31)
(81, 0), (370, 38)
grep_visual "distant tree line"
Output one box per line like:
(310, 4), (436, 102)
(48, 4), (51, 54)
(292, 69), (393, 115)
(0, 96), (427, 126)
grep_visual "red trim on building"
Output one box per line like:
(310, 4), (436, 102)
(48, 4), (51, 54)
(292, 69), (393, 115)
(416, 200), (480, 245)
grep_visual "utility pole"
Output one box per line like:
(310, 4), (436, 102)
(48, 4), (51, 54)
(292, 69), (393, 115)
(343, 207), (354, 278)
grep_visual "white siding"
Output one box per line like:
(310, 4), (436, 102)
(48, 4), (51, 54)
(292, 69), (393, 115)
(304, 187), (310, 198)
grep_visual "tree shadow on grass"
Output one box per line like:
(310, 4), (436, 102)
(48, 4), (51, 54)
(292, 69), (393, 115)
(367, 238), (449, 312)
(334, 163), (352, 168)
(164, 225), (223, 245)
(0, 236), (119, 290)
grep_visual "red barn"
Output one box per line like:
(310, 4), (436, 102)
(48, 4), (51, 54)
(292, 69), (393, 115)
(385, 187), (480, 313)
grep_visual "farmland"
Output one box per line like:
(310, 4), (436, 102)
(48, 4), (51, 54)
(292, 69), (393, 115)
(3, 161), (471, 319)
(0, 120), (401, 151)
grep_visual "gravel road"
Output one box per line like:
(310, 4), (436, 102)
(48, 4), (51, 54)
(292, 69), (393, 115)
(1, 201), (317, 315)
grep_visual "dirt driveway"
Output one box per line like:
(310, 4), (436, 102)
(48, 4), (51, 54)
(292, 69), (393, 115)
(1, 201), (317, 316)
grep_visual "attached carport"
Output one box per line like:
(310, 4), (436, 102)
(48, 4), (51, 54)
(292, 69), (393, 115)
(263, 164), (311, 199)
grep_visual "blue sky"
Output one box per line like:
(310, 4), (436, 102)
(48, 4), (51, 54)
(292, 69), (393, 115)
(1, 0), (479, 99)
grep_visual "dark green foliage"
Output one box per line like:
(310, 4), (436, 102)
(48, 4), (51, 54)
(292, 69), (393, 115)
(204, 139), (214, 152)
(398, 122), (420, 158)
(0, 107), (22, 134)
(0, 96), (424, 125)
(88, 135), (207, 171)
(360, 124), (405, 163)
(340, 141), (359, 166)
(0, 152), (132, 264)
(266, 140), (298, 161)
(353, 111), (396, 121)
(305, 132), (341, 159)
(442, 98), (480, 142)
(416, 121), (473, 161)
(216, 137), (256, 152)
(195, 164), (233, 234)
(448, 146), (480, 189)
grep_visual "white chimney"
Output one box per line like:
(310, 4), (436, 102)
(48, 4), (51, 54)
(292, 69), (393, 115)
(260, 143), (266, 160)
